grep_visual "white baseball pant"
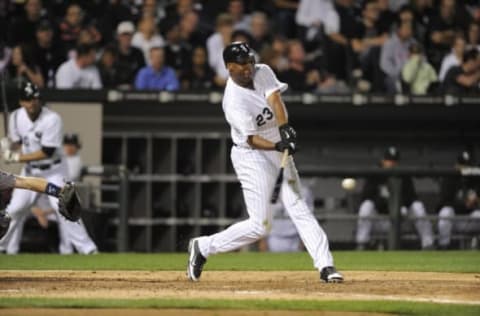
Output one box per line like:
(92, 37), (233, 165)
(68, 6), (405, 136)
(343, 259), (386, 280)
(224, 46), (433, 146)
(197, 147), (334, 270)
(438, 206), (480, 247)
(356, 199), (434, 249)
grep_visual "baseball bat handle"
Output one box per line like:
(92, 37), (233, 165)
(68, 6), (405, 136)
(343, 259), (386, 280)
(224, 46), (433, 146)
(280, 149), (289, 168)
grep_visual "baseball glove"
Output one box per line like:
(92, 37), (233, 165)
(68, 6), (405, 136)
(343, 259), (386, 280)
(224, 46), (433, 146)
(58, 182), (83, 221)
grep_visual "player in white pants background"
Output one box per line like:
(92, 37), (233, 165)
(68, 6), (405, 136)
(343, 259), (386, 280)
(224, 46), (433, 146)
(187, 42), (343, 283)
(355, 147), (434, 250)
(0, 81), (97, 254)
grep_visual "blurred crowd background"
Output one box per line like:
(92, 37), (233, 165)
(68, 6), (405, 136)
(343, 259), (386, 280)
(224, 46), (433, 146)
(2, 0), (480, 94)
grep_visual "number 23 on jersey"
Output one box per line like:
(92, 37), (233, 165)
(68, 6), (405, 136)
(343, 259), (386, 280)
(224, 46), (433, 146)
(256, 107), (273, 126)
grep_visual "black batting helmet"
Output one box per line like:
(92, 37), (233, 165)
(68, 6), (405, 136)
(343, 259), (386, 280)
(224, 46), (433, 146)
(383, 146), (400, 161)
(19, 81), (40, 100)
(457, 150), (474, 166)
(223, 42), (255, 66)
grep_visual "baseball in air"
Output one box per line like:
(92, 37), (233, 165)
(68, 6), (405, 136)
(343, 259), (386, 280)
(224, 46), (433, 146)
(341, 178), (356, 191)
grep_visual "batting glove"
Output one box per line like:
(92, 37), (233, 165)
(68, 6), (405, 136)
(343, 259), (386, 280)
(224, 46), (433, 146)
(279, 124), (297, 143)
(3, 150), (20, 163)
(275, 140), (296, 155)
(0, 137), (11, 152)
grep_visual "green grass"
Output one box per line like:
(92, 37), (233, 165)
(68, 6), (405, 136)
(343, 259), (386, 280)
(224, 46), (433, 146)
(0, 297), (479, 316)
(1, 252), (479, 315)
(0, 251), (479, 273)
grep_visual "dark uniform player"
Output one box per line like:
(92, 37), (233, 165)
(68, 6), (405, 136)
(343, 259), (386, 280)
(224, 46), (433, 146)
(437, 150), (480, 249)
(356, 147), (434, 250)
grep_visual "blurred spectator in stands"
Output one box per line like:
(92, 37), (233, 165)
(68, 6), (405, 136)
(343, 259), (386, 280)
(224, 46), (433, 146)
(324, 0), (362, 82)
(163, 0), (201, 27)
(295, 0), (336, 51)
(437, 150), (480, 250)
(6, 44), (44, 88)
(55, 44), (102, 89)
(228, 0), (251, 32)
(164, 22), (193, 78)
(466, 21), (480, 51)
(278, 39), (348, 93)
(32, 20), (65, 88)
(258, 182), (314, 252)
(272, 0), (299, 39)
(259, 35), (289, 74)
(97, 44), (118, 88)
(401, 42), (438, 94)
(411, 0), (434, 44)
(8, 0), (49, 46)
(249, 11), (272, 54)
(426, 0), (471, 70)
(351, 0), (389, 92)
(180, 46), (215, 90)
(113, 21), (145, 89)
(438, 34), (465, 82)
(442, 48), (480, 94)
(58, 4), (85, 52)
(278, 39), (320, 92)
(380, 21), (417, 93)
(376, 0), (396, 35)
(65, 27), (101, 61)
(132, 15), (165, 64)
(141, 0), (165, 23)
(356, 146), (434, 250)
(98, 0), (134, 46)
(134, 46), (179, 91)
(0, 1), (13, 44)
(207, 13), (234, 87)
(178, 10), (207, 48)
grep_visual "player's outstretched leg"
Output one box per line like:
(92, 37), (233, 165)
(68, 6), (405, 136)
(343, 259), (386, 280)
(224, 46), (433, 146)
(187, 238), (206, 282)
(320, 266), (344, 283)
(0, 210), (11, 240)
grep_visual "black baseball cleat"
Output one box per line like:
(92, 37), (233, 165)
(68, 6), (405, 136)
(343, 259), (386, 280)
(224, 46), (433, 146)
(0, 211), (11, 240)
(320, 266), (344, 283)
(187, 238), (206, 282)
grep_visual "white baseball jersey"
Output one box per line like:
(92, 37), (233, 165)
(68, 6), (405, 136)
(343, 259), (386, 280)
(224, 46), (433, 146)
(223, 64), (288, 147)
(0, 106), (97, 254)
(197, 64), (335, 271)
(9, 107), (63, 168)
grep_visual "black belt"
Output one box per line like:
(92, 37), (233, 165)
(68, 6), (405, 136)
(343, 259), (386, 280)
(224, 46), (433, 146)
(29, 159), (61, 170)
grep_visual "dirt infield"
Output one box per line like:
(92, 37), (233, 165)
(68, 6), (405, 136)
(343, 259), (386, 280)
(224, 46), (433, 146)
(1, 270), (479, 315)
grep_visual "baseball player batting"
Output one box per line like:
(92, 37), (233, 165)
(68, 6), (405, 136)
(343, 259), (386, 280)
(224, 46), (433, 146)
(187, 42), (343, 283)
(0, 81), (97, 254)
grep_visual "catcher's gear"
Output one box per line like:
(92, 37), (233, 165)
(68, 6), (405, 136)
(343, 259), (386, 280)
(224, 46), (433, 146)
(20, 81), (40, 100)
(0, 210), (11, 240)
(223, 42), (255, 65)
(58, 182), (83, 221)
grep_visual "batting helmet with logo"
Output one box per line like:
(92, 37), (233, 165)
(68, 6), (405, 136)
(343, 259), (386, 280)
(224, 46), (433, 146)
(223, 42), (255, 66)
(20, 81), (40, 101)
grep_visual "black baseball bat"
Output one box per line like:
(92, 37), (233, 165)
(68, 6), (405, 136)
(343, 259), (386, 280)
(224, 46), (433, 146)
(270, 149), (289, 204)
(0, 71), (8, 136)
